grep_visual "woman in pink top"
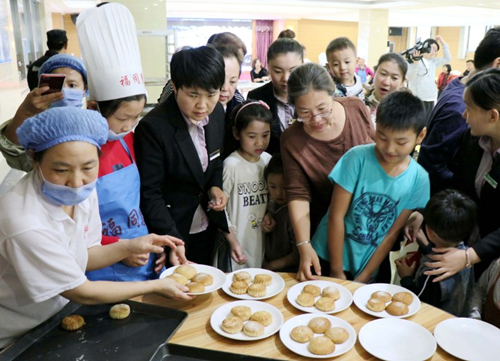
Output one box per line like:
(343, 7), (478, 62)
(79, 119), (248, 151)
(280, 62), (374, 281)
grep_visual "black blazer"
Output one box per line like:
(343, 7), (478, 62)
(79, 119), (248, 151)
(247, 81), (281, 154)
(134, 94), (229, 241)
(450, 129), (500, 239)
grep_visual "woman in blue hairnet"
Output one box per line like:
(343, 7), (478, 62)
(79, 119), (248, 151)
(0, 107), (193, 349)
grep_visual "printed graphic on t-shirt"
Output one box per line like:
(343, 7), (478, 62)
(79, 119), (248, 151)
(347, 188), (399, 246)
(238, 180), (269, 207)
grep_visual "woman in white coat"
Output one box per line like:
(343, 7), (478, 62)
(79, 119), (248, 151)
(0, 107), (193, 349)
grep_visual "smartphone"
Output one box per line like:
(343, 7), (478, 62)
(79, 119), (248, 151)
(38, 73), (66, 95)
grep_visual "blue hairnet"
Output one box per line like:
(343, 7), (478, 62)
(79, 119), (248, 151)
(17, 107), (108, 152)
(38, 54), (88, 85)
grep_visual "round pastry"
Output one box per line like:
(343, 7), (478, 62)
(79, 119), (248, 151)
(221, 316), (244, 334)
(243, 321), (265, 337)
(61, 315), (85, 331)
(233, 271), (252, 284)
(230, 306), (252, 321)
(247, 283), (267, 298)
(175, 265), (197, 280)
(308, 336), (335, 355)
(386, 301), (409, 316)
(253, 274), (272, 286)
(315, 297), (335, 312)
(296, 292), (315, 307)
(392, 292), (413, 305)
(109, 303), (131, 320)
(302, 284), (321, 297)
(230, 281), (249, 295)
(322, 286), (340, 301)
(366, 298), (386, 312)
(371, 291), (392, 303)
(308, 317), (332, 334)
(167, 273), (189, 286)
(290, 325), (314, 343)
(187, 282), (205, 293)
(191, 272), (214, 286)
(250, 310), (272, 326)
(325, 327), (349, 344)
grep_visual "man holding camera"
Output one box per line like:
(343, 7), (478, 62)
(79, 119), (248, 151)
(406, 35), (451, 122)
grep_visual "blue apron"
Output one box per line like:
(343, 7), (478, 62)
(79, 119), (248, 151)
(86, 138), (155, 281)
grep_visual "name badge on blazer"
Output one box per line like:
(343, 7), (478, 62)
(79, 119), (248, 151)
(209, 149), (221, 161)
(485, 173), (498, 189)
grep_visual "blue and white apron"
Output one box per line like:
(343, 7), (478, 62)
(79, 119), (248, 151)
(86, 138), (155, 281)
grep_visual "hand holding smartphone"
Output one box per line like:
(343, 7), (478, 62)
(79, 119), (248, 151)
(38, 73), (66, 95)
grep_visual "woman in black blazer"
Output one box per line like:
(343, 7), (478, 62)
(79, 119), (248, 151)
(135, 46), (228, 265)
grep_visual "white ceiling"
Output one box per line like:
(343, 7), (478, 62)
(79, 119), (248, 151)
(45, 0), (500, 27)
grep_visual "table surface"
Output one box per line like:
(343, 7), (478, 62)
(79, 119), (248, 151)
(134, 273), (460, 360)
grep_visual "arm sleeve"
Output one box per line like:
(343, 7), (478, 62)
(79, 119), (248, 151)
(366, 67), (375, 78)
(280, 133), (312, 202)
(134, 119), (182, 239)
(473, 228), (500, 263)
(403, 167), (430, 210)
(469, 262), (497, 319)
(222, 162), (235, 229)
(0, 119), (34, 172)
(435, 44), (452, 67)
(418, 108), (468, 193)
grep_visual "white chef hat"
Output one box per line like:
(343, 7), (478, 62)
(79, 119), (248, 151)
(77, 3), (147, 102)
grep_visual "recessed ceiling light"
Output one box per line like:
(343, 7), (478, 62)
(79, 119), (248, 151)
(145, 7), (148, 10)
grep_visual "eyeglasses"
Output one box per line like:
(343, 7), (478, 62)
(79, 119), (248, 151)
(297, 109), (333, 123)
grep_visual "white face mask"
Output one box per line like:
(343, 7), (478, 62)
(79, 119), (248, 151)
(108, 128), (133, 141)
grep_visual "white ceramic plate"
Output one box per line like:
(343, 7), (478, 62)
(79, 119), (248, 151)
(279, 313), (356, 359)
(434, 318), (500, 361)
(210, 300), (284, 341)
(286, 280), (353, 314)
(353, 283), (420, 318)
(160, 264), (226, 295)
(359, 318), (436, 361)
(222, 268), (285, 300)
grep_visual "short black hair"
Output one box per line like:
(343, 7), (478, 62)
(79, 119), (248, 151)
(466, 68), (500, 112)
(466, 59), (474, 64)
(474, 27), (500, 70)
(264, 153), (284, 180)
(443, 64), (452, 73)
(424, 189), (477, 243)
(326, 37), (356, 60)
(97, 94), (147, 119)
(267, 38), (304, 63)
(46, 29), (67, 51)
(170, 46), (225, 92)
(376, 91), (426, 134)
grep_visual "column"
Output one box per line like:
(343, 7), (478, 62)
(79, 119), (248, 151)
(357, 9), (389, 68)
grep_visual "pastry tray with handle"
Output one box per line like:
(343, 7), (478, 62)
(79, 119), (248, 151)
(0, 300), (187, 361)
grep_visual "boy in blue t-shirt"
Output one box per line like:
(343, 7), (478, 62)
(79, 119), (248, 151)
(311, 91), (430, 283)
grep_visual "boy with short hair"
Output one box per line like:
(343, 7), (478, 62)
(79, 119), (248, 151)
(396, 189), (477, 316)
(325, 37), (364, 99)
(263, 154), (298, 272)
(310, 91), (429, 283)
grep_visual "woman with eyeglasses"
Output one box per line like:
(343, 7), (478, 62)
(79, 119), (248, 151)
(280, 62), (374, 281)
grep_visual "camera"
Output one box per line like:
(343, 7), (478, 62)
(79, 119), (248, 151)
(401, 38), (440, 63)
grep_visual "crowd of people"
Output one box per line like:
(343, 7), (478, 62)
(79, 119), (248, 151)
(0, 3), (499, 349)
